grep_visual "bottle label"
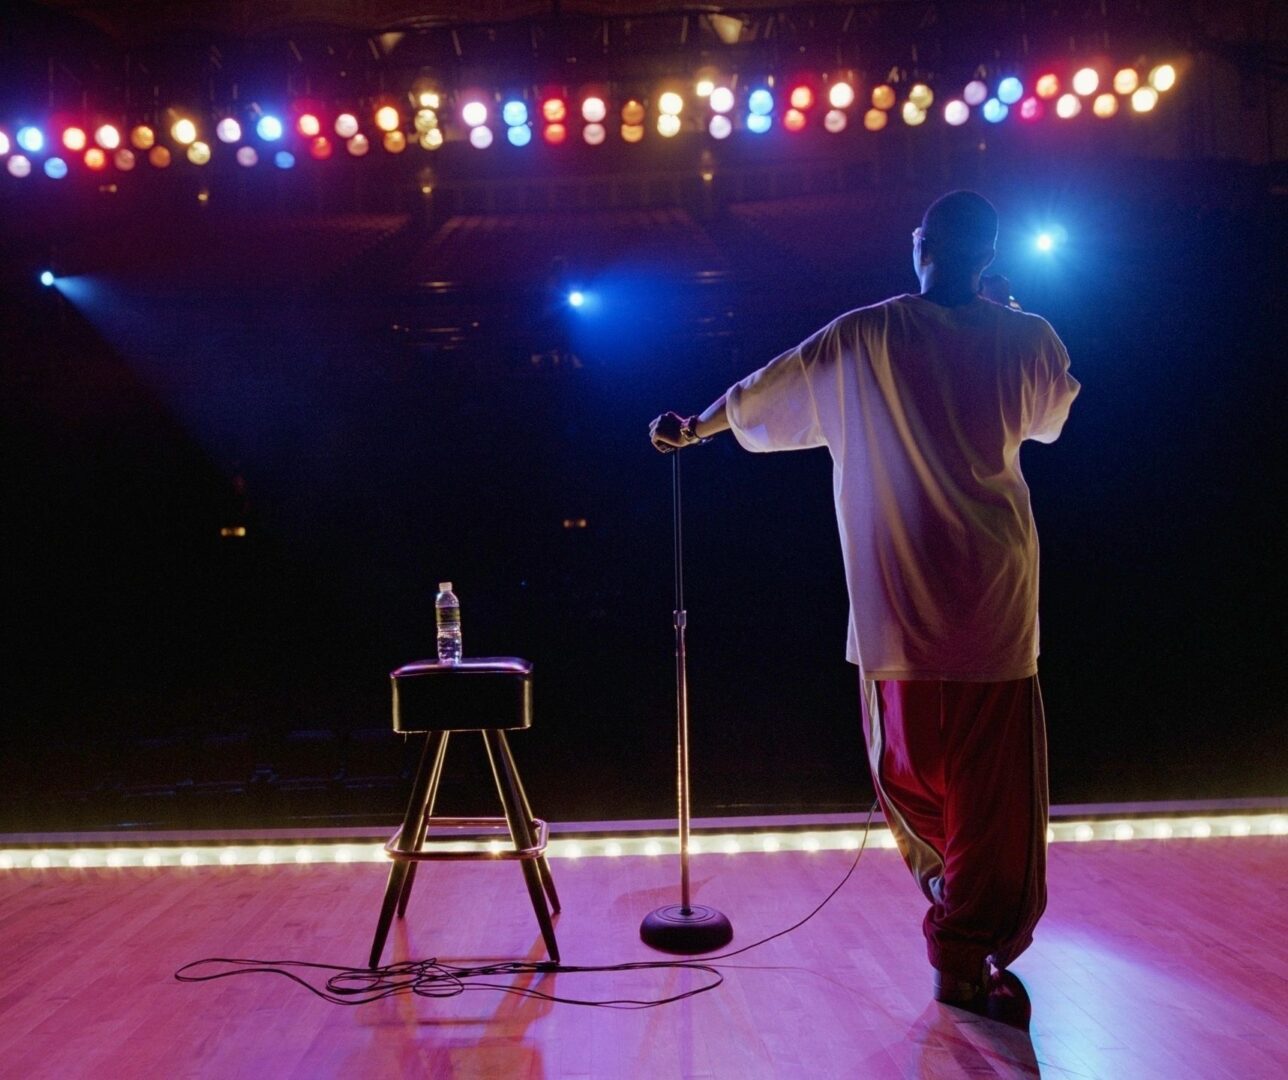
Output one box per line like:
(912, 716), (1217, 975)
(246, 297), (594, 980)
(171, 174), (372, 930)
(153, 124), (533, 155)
(437, 609), (460, 629)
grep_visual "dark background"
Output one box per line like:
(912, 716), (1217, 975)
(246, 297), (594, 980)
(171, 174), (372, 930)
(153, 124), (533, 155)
(2, 2), (1286, 832)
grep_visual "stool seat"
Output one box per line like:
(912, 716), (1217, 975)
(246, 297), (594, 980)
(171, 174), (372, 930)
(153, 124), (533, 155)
(369, 656), (559, 968)
(392, 657), (532, 732)
(394, 657), (531, 677)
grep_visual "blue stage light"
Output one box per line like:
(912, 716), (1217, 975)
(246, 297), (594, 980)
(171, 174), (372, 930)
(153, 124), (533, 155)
(39, 270), (55, 287)
(748, 89), (774, 116)
(568, 290), (586, 308)
(17, 125), (44, 153)
(502, 101), (529, 127)
(256, 115), (284, 141)
(997, 77), (1024, 105)
(1033, 225), (1068, 253)
(746, 112), (772, 134)
(507, 125), (532, 147)
(274, 150), (295, 169)
(44, 157), (68, 179)
(982, 98), (1008, 123)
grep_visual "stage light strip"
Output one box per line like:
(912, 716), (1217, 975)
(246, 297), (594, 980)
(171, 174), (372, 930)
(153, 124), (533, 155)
(0, 815), (1283, 871)
(0, 57), (1184, 184)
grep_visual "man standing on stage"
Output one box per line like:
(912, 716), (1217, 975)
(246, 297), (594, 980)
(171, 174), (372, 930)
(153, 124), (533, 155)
(649, 191), (1079, 1011)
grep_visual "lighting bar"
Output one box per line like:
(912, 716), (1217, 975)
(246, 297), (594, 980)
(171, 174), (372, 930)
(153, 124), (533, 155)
(0, 56), (1185, 187)
(0, 814), (1282, 871)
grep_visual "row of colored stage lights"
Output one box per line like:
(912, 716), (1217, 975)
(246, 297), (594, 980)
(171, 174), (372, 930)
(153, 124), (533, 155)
(0, 62), (1179, 180)
(0, 813), (1281, 870)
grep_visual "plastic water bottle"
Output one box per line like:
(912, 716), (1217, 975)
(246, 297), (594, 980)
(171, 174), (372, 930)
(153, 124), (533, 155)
(435, 582), (462, 663)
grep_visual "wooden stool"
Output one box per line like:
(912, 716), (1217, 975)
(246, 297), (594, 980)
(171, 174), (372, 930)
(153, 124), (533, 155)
(368, 657), (560, 968)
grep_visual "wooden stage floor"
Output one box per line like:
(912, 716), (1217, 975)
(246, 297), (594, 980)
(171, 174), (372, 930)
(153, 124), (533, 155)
(2, 833), (1285, 1079)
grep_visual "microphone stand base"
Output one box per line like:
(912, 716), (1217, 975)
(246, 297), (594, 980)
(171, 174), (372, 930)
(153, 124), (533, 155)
(640, 904), (733, 954)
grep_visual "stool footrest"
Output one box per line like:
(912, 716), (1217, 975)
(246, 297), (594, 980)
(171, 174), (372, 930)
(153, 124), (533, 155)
(385, 817), (549, 861)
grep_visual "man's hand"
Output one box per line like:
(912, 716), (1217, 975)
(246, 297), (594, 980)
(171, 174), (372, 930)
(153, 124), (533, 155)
(649, 411), (692, 453)
(649, 397), (730, 453)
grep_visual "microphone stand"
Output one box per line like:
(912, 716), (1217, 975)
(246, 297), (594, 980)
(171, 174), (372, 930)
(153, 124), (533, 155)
(640, 449), (734, 953)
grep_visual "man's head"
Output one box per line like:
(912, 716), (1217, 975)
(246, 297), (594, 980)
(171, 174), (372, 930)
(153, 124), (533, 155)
(914, 191), (998, 287)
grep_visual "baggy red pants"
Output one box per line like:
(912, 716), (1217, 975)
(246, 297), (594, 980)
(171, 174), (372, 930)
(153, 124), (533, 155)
(860, 676), (1048, 980)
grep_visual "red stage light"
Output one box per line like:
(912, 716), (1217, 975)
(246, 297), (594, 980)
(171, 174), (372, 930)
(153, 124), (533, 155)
(310, 136), (332, 159)
(783, 108), (807, 132)
(542, 98), (567, 124)
(63, 127), (87, 152)
(543, 123), (567, 145)
(1019, 96), (1043, 121)
(298, 113), (321, 137)
(84, 147), (107, 170)
(789, 86), (814, 111)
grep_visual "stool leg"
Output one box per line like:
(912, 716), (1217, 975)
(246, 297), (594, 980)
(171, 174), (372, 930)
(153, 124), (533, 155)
(496, 731), (560, 914)
(369, 731), (445, 969)
(483, 730), (560, 963)
(397, 731), (450, 917)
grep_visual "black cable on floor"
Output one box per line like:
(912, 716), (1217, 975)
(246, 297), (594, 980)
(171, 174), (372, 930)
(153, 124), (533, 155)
(174, 802), (878, 1010)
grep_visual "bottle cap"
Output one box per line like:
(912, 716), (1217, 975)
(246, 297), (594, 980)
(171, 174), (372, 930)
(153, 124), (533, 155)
(438, 582), (453, 592)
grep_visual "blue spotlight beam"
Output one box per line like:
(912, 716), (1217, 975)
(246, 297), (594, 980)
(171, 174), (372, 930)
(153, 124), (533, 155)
(1033, 225), (1069, 253)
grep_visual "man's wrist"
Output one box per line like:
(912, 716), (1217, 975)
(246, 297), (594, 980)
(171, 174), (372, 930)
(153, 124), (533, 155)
(681, 415), (710, 444)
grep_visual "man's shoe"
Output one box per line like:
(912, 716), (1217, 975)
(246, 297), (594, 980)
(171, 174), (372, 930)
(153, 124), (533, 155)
(932, 965), (988, 1010)
(934, 963), (1032, 1030)
(984, 967), (1032, 1031)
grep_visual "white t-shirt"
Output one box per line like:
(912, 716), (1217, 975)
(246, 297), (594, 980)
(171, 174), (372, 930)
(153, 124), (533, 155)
(726, 293), (1080, 681)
